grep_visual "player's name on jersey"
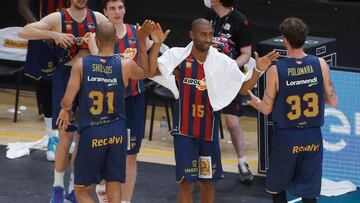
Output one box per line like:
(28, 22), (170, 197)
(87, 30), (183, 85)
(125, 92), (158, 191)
(292, 143), (320, 154)
(287, 65), (314, 76)
(92, 64), (113, 74)
(286, 77), (318, 87)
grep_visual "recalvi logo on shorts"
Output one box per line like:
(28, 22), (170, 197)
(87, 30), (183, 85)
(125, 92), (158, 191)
(92, 136), (123, 148)
(292, 144), (320, 154)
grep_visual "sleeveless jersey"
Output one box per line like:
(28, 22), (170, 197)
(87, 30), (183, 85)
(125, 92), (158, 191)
(114, 24), (144, 97)
(173, 55), (220, 141)
(78, 55), (126, 132)
(57, 8), (97, 64)
(273, 55), (324, 129)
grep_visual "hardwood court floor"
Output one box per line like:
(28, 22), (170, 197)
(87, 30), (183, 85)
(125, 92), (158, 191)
(0, 88), (259, 174)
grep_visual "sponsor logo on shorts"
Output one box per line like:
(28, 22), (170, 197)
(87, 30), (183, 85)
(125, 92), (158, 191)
(91, 136), (123, 148)
(292, 144), (320, 154)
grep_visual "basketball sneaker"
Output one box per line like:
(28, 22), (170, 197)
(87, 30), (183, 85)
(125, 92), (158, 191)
(50, 186), (65, 203)
(46, 135), (59, 161)
(65, 190), (78, 203)
(96, 184), (108, 203)
(238, 162), (254, 184)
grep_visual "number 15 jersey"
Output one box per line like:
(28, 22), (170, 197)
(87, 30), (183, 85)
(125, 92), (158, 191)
(273, 55), (324, 129)
(172, 55), (220, 142)
(78, 55), (126, 132)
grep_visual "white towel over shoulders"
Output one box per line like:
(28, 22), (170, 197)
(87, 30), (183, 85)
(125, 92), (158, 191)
(150, 41), (255, 111)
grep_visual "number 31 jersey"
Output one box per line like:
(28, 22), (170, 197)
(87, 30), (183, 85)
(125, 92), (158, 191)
(172, 55), (220, 142)
(78, 55), (126, 132)
(273, 55), (324, 129)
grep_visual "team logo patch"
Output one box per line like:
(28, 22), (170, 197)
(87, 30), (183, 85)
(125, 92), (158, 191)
(199, 156), (212, 179)
(88, 23), (95, 30)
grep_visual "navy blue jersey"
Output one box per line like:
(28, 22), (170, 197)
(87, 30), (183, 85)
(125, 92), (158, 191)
(273, 55), (324, 129)
(78, 55), (126, 132)
(172, 55), (220, 141)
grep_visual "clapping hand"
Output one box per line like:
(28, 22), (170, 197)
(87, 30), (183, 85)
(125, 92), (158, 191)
(150, 23), (170, 44)
(254, 50), (279, 72)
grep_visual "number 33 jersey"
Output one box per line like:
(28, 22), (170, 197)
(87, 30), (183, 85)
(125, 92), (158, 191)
(172, 55), (220, 142)
(273, 55), (324, 129)
(78, 55), (126, 132)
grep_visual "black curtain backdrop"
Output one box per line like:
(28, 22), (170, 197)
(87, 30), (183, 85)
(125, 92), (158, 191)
(1, 0), (359, 67)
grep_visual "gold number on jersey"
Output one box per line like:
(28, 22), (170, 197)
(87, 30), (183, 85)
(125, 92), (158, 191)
(192, 104), (205, 118)
(89, 91), (115, 115)
(286, 93), (319, 120)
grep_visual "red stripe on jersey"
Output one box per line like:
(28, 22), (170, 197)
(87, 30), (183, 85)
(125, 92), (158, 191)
(58, 0), (63, 10)
(125, 24), (138, 96)
(181, 56), (193, 135)
(64, 10), (77, 57)
(204, 95), (213, 141)
(192, 63), (204, 138)
(48, 0), (54, 16)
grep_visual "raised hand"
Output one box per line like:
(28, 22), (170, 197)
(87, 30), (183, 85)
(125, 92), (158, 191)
(150, 23), (170, 44)
(254, 50), (279, 72)
(136, 20), (155, 40)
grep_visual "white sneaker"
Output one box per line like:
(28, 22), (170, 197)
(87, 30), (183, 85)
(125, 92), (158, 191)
(96, 184), (108, 203)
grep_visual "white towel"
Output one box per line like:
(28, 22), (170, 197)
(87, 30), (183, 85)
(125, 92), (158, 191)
(320, 178), (357, 197)
(150, 41), (255, 111)
(6, 135), (48, 159)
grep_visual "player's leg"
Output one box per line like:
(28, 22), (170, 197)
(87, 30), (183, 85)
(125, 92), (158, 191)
(121, 94), (146, 202)
(178, 180), (194, 203)
(106, 181), (122, 203)
(74, 185), (95, 203)
(66, 132), (80, 202)
(199, 181), (214, 203)
(223, 94), (253, 183)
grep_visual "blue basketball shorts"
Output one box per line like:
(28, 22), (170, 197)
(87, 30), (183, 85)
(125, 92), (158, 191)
(125, 93), (146, 154)
(173, 134), (224, 183)
(52, 64), (77, 131)
(74, 120), (128, 186)
(265, 127), (323, 199)
(24, 40), (55, 81)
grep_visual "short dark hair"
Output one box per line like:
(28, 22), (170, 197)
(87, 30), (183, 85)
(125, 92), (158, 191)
(96, 21), (116, 46)
(279, 17), (309, 49)
(103, 0), (125, 9)
(219, 0), (234, 8)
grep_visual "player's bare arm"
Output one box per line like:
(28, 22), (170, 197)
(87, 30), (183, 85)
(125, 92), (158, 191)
(320, 58), (338, 107)
(56, 59), (83, 129)
(235, 45), (251, 67)
(148, 23), (171, 77)
(19, 12), (75, 48)
(239, 50), (279, 95)
(247, 65), (278, 115)
(135, 20), (155, 72)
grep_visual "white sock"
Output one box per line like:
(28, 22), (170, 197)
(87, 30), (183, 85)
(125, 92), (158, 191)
(121, 201), (131, 203)
(68, 173), (74, 192)
(238, 156), (248, 165)
(44, 117), (53, 136)
(53, 170), (65, 188)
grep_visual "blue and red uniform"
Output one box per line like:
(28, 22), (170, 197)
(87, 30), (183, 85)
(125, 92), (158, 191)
(172, 55), (223, 183)
(75, 55), (128, 186)
(266, 55), (324, 198)
(52, 8), (97, 130)
(114, 24), (146, 154)
(24, 0), (70, 81)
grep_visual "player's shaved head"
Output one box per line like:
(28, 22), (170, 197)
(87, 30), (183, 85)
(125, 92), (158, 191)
(95, 21), (116, 47)
(191, 18), (212, 32)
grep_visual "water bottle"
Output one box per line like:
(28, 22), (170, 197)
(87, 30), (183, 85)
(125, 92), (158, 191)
(159, 116), (167, 129)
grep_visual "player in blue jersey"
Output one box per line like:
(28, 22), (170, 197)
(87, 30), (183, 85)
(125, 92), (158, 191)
(149, 18), (278, 203)
(247, 17), (338, 203)
(56, 21), (168, 203)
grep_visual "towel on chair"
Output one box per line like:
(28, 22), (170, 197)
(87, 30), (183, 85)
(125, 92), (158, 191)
(150, 41), (256, 111)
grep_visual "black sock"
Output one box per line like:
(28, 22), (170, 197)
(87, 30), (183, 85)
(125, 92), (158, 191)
(272, 191), (287, 203)
(302, 197), (317, 203)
